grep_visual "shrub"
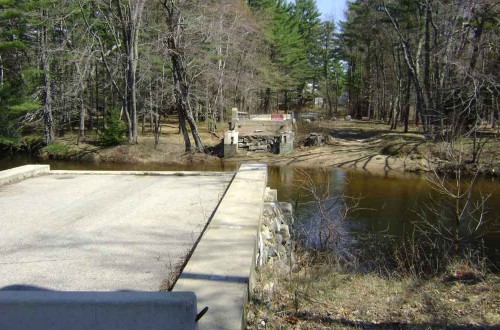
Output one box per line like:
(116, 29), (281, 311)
(41, 143), (68, 154)
(99, 108), (126, 146)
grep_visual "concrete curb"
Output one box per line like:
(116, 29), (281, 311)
(50, 170), (229, 177)
(174, 163), (268, 330)
(0, 165), (50, 186)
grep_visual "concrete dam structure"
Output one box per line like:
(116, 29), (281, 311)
(0, 163), (280, 330)
(224, 108), (295, 157)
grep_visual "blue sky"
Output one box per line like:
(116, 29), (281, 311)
(316, 0), (348, 21)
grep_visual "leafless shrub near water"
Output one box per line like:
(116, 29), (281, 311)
(293, 168), (361, 269)
(292, 157), (496, 279)
(380, 140), (497, 278)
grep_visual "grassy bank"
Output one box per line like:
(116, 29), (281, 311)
(247, 253), (500, 329)
(13, 117), (226, 166)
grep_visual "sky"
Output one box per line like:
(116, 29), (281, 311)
(316, 0), (348, 22)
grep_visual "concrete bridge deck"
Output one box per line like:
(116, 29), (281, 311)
(0, 168), (233, 291)
(0, 164), (269, 329)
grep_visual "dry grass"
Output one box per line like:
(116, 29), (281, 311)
(247, 258), (500, 329)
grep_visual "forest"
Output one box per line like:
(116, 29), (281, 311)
(0, 0), (330, 152)
(1, 1), (500, 328)
(342, 0), (499, 137)
(0, 0), (498, 154)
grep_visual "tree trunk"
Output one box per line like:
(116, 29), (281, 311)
(41, 21), (55, 145)
(383, 3), (428, 133)
(334, 74), (339, 115)
(95, 63), (100, 135)
(404, 70), (412, 133)
(78, 96), (85, 142)
(162, 0), (204, 152)
(127, 48), (139, 143)
(380, 57), (387, 121)
(325, 81), (333, 117)
(263, 88), (271, 113)
(115, 0), (145, 144)
(178, 106), (191, 151)
(493, 95), (498, 129)
(216, 20), (226, 124)
(392, 50), (403, 130)
(423, 0), (433, 117)
(0, 55), (3, 87)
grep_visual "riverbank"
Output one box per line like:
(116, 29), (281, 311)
(247, 256), (500, 329)
(37, 135), (221, 165)
(2, 120), (499, 177)
(229, 120), (500, 177)
(3, 120), (224, 167)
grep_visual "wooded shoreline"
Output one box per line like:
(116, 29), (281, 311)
(2, 120), (499, 178)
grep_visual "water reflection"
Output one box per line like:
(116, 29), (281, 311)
(0, 154), (239, 172)
(266, 167), (500, 268)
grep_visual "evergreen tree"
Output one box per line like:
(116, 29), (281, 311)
(99, 108), (126, 146)
(0, 0), (41, 140)
(248, 0), (320, 110)
(316, 20), (344, 116)
(293, 0), (321, 80)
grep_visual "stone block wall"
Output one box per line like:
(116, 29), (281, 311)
(256, 188), (294, 269)
(223, 131), (238, 157)
(232, 131), (294, 156)
(237, 136), (279, 154)
(279, 132), (294, 155)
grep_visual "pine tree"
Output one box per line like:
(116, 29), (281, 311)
(293, 0), (321, 80)
(0, 0), (42, 140)
(316, 20), (344, 116)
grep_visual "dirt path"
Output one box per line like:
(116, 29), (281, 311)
(229, 139), (429, 175)
(228, 120), (433, 174)
(229, 120), (500, 176)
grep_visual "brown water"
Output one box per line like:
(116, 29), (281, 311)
(0, 154), (238, 172)
(2, 155), (499, 266)
(267, 166), (500, 268)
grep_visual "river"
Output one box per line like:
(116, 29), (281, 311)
(2, 155), (499, 268)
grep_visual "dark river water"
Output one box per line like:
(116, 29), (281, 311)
(268, 166), (500, 268)
(2, 155), (499, 267)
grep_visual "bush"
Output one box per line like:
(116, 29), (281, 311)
(99, 109), (126, 146)
(41, 143), (68, 154)
(0, 136), (21, 147)
(0, 136), (22, 154)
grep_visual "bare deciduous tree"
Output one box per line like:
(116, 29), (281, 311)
(161, 0), (204, 152)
